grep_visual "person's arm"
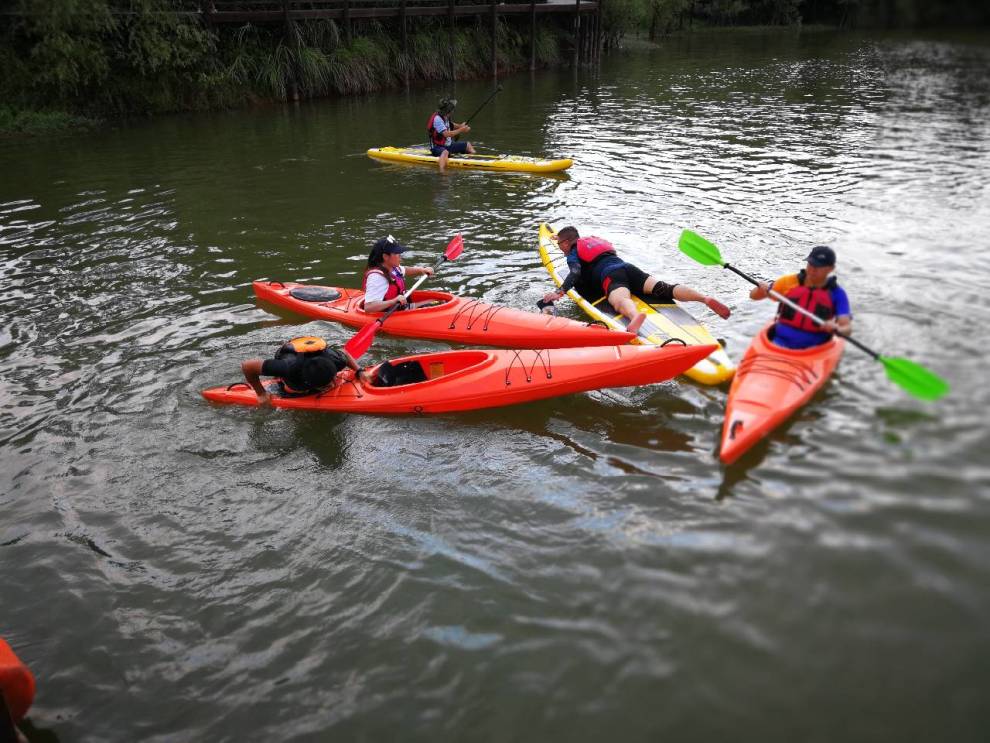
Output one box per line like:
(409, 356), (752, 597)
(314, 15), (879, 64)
(365, 294), (408, 313)
(750, 280), (773, 300)
(241, 359), (271, 405)
(822, 287), (852, 335)
(340, 348), (372, 384)
(751, 275), (794, 301)
(405, 265), (435, 279)
(363, 271), (407, 313)
(544, 253), (582, 302)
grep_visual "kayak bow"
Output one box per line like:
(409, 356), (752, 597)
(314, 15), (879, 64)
(719, 324), (844, 465)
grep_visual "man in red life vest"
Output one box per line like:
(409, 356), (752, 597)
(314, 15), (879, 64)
(428, 97), (475, 173)
(750, 245), (852, 349)
(541, 226), (731, 334)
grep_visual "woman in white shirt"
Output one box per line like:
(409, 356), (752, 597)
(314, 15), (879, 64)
(362, 235), (435, 313)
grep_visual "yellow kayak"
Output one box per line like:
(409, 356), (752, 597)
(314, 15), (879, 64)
(538, 223), (736, 386)
(367, 146), (573, 173)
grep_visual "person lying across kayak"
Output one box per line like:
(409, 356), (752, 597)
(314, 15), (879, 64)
(749, 245), (852, 349)
(241, 336), (367, 405)
(428, 97), (475, 173)
(541, 226), (731, 334)
(363, 235), (436, 313)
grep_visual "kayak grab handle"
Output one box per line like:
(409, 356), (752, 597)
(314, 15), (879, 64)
(729, 419), (743, 440)
(660, 338), (687, 347)
(226, 382), (252, 391)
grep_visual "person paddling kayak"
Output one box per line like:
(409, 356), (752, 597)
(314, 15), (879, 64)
(749, 245), (852, 349)
(363, 235), (436, 313)
(540, 226), (732, 334)
(428, 97), (475, 173)
(241, 336), (367, 406)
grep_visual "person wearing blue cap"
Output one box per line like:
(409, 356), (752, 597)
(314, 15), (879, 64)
(362, 235), (436, 313)
(750, 245), (852, 349)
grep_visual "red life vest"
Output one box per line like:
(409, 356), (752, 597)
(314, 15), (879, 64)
(427, 112), (448, 148)
(777, 270), (837, 332)
(575, 236), (616, 263)
(363, 266), (406, 301)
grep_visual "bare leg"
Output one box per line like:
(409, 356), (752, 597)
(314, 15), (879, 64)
(606, 287), (646, 334)
(467, 142), (476, 154)
(642, 278), (731, 319)
(438, 149), (449, 173)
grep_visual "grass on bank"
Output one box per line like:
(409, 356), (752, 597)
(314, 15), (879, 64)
(0, 106), (101, 135)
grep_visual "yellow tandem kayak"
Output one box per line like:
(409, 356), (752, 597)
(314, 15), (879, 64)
(367, 146), (573, 173)
(538, 223), (736, 386)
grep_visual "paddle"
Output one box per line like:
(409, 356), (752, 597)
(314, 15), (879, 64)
(343, 234), (464, 359)
(463, 84), (503, 127)
(677, 230), (950, 401)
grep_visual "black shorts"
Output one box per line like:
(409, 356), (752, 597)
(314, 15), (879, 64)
(601, 264), (677, 304)
(430, 141), (470, 157)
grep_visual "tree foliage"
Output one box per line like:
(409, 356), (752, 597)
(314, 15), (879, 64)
(0, 0), (986, 121)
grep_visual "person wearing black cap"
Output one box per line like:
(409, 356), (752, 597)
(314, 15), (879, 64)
(363, 235), (436, 313)
(750, 245), (852, 349)
(241, 336), (367, 405)
(427, 97), (475, 172)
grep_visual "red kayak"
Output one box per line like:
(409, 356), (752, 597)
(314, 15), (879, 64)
(719, 325), (844, 465)
(0, 637), (34, 726)
(253, 281), (635, 348)
(203, 343), (716, 415)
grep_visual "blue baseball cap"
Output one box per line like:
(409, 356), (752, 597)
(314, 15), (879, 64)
(806, 246), (836, 267)
(374, 235), (408, 255)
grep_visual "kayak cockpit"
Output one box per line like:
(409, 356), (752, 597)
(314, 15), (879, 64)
(368, 350), (493, 388)
(357, 290), (455, 314)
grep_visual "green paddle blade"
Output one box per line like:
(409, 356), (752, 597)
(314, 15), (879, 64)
(678, 229), (725, 266)
(881, 356), (950, 401)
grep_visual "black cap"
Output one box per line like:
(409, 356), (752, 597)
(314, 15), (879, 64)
(438, 97), (457, 114)
(373, 235), (408, 255)
(806, 245), (836, 267)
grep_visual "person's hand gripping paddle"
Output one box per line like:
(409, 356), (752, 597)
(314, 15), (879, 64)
(344, 234), (464, 360)
(677, 229), (949, 401)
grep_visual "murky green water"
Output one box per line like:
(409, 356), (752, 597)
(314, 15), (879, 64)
(2, 28), (989, 742)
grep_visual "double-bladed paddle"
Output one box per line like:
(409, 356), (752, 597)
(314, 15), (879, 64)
(677, 229), (949, 401)
(343, 234), (464, 360)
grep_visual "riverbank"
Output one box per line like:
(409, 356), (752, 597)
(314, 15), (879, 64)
(0, 107), (102, 137)
(0, 9), (568, 137)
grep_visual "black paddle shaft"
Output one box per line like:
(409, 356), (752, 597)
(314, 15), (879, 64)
(463, 85), (503, 126)
(722, 262), (878, 360)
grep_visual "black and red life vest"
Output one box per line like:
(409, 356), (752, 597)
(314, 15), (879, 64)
(776, 270), (837, 332)
(363, 266), (406, 301)
(427, 112), (449, 148)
